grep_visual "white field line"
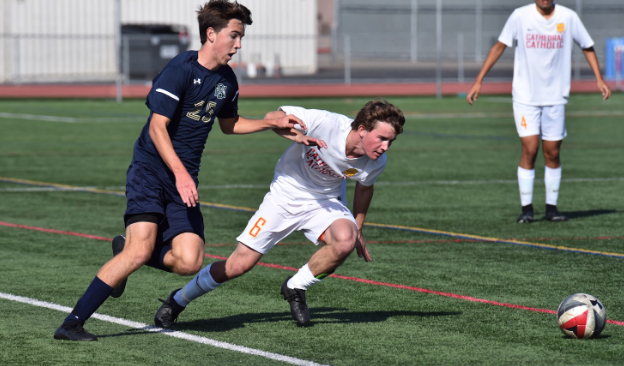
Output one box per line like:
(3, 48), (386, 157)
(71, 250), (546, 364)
(1, 177), (622, 193)
(372, 177), (624, 186)
(0, 291), (328, 366)
(1, 110), (623, 123)
(0, 187), (98, 192)
(0, 112), (142, 123)
(403, 110), (624, 119)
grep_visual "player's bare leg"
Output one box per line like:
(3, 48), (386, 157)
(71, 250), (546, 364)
(155, 243), (262, 328)
(542, 139), (567, 221)
(517, 135), (540, 223)
(519, 135), (540, 170)
(98, 222), (159, 288)
(55, 222), (158, 341)
(282, 219), (358, 325)
(211, 243), (263, 282)
(307, 219), (358, 275)
(165, 232), (205, 276)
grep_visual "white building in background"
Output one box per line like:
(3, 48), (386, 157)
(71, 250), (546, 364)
(0, 0), (317, 83)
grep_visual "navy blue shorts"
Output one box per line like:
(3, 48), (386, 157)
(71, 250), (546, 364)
(124, 161), (205, 243)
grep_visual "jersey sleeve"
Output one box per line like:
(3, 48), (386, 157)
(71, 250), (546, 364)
(216, 84), (240, 119)
(571, 13), (594, 49)
(145, 66), (189, 119)
(278, 106), (326, 135)
(498, 10), (518, 47)
(358, 155), (387, 187)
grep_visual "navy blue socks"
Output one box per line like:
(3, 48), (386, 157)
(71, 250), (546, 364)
(64, 276), (112, 324)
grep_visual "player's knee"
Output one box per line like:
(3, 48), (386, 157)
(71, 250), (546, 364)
(543, 150), (560, 163)
(174, 258), (203, 276)
(523, 145), (539, 158)
(329, 231), (357, 258)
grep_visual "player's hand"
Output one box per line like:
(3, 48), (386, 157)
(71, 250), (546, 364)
(175, 170), (199, 207)
(466, 83), (481, 105)
(355, 232), (372, 262)
(294, 135), (327, 149)
(597, 80), (611, 101)
(275, 114), (307, 131)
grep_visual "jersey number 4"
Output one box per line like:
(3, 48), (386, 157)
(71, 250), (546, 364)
(521, 116), (527, 129)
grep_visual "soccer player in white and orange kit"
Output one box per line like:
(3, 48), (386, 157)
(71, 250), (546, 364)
(154, 99), (405, 326)
(467, 0), (610, 223)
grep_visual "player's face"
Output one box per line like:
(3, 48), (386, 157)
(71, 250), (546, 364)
(358, 121), (397, 160)
(534, 0), (554, 11)
(213, 19), (245, 66)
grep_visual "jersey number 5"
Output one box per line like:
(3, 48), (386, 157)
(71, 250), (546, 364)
(249, 217), (266, 238)
(187, 100), (217, 123)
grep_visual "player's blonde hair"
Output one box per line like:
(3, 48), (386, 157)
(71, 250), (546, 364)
(197, 0), (252, 45)
(352, 99), (405, 134)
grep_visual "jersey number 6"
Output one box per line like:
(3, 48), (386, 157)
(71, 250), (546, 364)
(249, 217), (266, 238)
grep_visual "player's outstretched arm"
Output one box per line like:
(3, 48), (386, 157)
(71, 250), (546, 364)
(149, 113), (199, 207)
(467, 41), (507, 105)
(264, 110), (327, 147)
(582, 47), (611, 101)
(218, 114), (307, 135)
(352, 182), (374, 262)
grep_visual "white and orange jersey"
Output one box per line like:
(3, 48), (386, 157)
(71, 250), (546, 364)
(270, 106), (386, 204)
(499, 4), (593, 106)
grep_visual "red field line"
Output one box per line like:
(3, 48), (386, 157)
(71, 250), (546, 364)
(2, 220), (622, 327)
(0, 221), (111, 241)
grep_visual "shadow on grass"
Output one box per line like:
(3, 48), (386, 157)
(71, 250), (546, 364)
(166, 307), (462, 332)
(559, 334), (611, 340)
(562, 209), (618, 220)
(100, 308), (463, 337)
(530, 209), (618, 222)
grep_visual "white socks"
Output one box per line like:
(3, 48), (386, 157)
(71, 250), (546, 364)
(517, 167), (535, 207)
(517, 166), (562, 207)
(174, 263), (221, 307)
(287, 263), (321, 290)
(545, 166), (562, 206)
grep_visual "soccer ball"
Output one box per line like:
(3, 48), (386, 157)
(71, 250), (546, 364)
(557, 293), (606, 339)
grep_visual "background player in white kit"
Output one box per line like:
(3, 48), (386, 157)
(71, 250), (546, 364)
(154, 99), (405, 326)
(467, 0), (610, 223)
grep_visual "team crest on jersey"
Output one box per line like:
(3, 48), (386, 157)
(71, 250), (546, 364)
(343, 168), (358, 177)
(556, 23), (564, 33)
(214, 83), (227, 99)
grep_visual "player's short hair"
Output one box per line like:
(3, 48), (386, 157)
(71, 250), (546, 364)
(352, 98), (405, 134)
(197, 0), (253, 45)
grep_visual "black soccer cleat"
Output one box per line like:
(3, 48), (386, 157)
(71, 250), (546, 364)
(110, 235), (127, 298)
(154, 289), (185, 328)
(545, 205), (568, 222)
(517, 204), (534, 224)
(53, 320), (98, 341)
(281, 277), (311, 326)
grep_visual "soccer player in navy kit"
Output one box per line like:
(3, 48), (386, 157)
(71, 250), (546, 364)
(54, 0), (311, 341)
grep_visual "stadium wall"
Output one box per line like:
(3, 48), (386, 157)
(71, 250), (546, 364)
(0, 0), (316, 84)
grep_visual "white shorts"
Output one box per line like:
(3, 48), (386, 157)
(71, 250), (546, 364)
(512, 102), (567, 141)
(236, 192), (357, 254)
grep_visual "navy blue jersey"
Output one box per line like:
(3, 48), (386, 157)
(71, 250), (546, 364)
(132, 51), (239, 176)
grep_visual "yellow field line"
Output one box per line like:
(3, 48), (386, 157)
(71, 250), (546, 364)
(2, 176), (622, 258)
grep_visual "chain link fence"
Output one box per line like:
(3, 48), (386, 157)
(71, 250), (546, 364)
(1, 0), (623, 87)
